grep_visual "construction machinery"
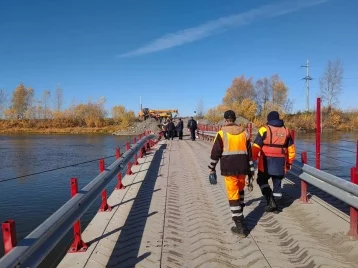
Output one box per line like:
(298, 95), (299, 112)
(138, 108), (179, 121)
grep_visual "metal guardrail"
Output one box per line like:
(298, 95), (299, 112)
(288, 160), (358, 209)
(0, 133), (156, 268)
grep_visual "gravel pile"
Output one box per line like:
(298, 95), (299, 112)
(112, 118), (162, 136)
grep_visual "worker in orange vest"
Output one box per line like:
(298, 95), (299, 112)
(252, 111), (296, 213)
(208, 110), (254, 237)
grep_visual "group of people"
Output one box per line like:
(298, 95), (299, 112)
(161, 117), (198, 141)
(161, 118), (184, 140)
(208, 110), (296, 238)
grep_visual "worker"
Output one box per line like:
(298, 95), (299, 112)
(252, 111), (296, 213)
(163, 120), (169, 140)
(187, 117), (198, 141)
(208, 110), (254, 237)
(167, 119), (175, 140)
(176, 118), (184, 140)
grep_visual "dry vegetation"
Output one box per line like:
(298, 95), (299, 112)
(0, 84), (137, 134)
(205, 59), (358, 132)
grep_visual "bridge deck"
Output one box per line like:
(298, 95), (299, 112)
(58, 137), (358, 268)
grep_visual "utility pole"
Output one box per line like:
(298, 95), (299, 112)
(301, 60), (313, 112)
(140, 96), (142, 111)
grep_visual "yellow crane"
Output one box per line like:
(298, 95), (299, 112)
(138, 108), (179, 121)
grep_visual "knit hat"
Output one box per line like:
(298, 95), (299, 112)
(267, 111), (280, 122)
(224, 110), (236, 120)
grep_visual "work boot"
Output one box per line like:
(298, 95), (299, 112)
(265, 194), (279, 214)
(231, 216), (247, 238)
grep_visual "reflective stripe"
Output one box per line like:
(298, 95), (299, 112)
(249, 161), (254, 165)
(210, 159), (219, 163)
(273, 193), (282, 197)
(232, 213), (243, 217)
(250, 167), (255, 171)
(230, 206), (242, 210)
(221, 129), (248, 156)
(260, 184), (270, 190)
(222, 151), (248, 155)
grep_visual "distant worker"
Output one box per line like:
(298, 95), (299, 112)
(176, 118), (184, 140)
(167, 119), (176, 140)
(252, 111), (296, 213)
(163, 120), (169, 140)
(187, 117), (198, 141)
(208, 110), (254, 237)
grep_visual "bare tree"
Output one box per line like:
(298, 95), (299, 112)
(0, 89), (7, 117)
(196, 97), (204, 118)
(53, 87), (63, 111)
(319, 59), (344, 110)
(42, 90), (51, 119)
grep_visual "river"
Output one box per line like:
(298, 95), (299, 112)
(0, 132), (357, 266)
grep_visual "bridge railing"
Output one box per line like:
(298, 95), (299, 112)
(198, 130), (358, 239)
(0, 132), (160, 268)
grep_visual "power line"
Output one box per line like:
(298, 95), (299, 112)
(301, 60), (313, 112)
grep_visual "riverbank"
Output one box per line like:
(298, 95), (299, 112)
(0, 118), (162, 135)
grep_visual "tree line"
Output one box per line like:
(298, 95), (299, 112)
(205, 59), (357, 131)
(0, 84), (136, 129)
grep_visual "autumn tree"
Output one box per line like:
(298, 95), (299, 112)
(223, 75), (256, 106)
(319, 58), (344, 111)
(112, 105), (126, 122)
(11, 84), (34, 119)
(53, 87), (63, 112)
(205, 107), (222, 123)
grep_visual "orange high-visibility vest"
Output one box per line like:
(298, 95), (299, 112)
(262, 125), (290, 158)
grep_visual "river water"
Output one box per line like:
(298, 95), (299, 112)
(0, 132), (357, 266)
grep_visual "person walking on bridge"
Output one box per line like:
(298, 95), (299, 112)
(187, 117), (198, 141)
(176, 118), (184, 140)
(167, 119), (175, 140)
(208, 110), (254, 237)
(252, 111), (296, 213)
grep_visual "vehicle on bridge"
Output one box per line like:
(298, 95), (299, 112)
(138, 108), (179, 121)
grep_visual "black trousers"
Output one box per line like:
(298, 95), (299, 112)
(169, 130), (175, 140)
(178, 130), (183, 139)
(257, 171), (284, 199)
(190, 129), (196, 140)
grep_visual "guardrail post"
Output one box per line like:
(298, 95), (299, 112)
(126, 142), (130, 151)
(348, 167), (358, 238)
(2, 220), (17, 254)
(99, 159), (112, 212)
(134, 154), (139, 165)
(316, 97), (321, 169)
(116, 173), (125, 190)
(116, 147), (120, 159)
(249, 123), (252, 141)
(291, 130), (295, 142)
(300, 152), (309, 204)
(133, 137), (137, 144)
(68, 178), (88, 252)
(127, 162), (133, 175)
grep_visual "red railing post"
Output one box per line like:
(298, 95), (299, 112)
(291, 130), (295, 142)
(134, 154), (139, 165)
(126, 142), (130, 151)
(68, 178), (88, 252)
(127, 162), (133, 175)
(99, 159), (111, 212)
(300, 152), (309, 203)
(316, 98), (321, 169)
(116, 148), (120, 159)
(115, 173), (125, 190)
(249, 123), (252, 141)
(133, 137), (137, 144)
(2, 220), (17, 254)
(348, 167), (358, 238)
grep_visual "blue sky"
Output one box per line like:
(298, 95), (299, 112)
(0, 0), (357, 116)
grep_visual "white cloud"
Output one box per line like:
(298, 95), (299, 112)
(119, 0), (329, 58)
